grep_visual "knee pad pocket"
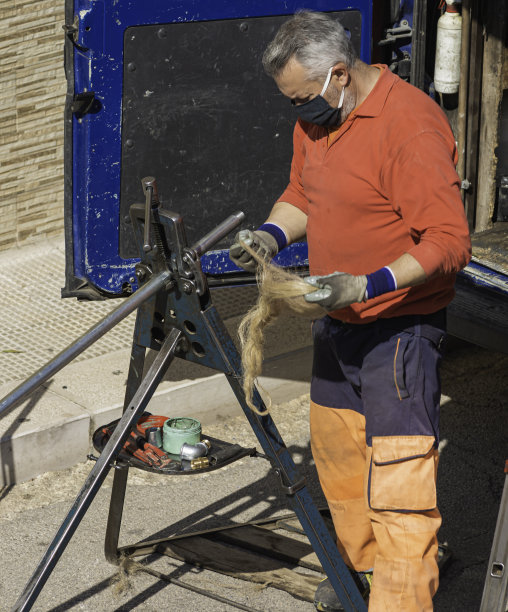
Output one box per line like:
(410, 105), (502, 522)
(369, 435), (438, 512)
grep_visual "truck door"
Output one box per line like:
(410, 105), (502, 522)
(62, 1), (371, 299)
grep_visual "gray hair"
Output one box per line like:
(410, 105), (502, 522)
(262, 11), (357, 81)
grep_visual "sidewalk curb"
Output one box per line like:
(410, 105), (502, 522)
(0, 345), (312, 486)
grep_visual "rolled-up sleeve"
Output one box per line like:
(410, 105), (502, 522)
(383, 130), (472, 278)
(277, 120), (311, 214)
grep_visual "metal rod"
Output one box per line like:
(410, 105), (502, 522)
(118, 511), (305, 558)
(104, 341), (146, 564)
(12, 327), (182, 612)
(456, 0), (471, 192)
(463, 1), (484, 229)
(190, 211), (245, 257)
(141, 176), (160, 253)
(143, 184), (154, 252)
(0, 271), (170, 420)
(138, 564), (263, 612)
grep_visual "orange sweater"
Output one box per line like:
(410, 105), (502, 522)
(278, 66), (471, 323)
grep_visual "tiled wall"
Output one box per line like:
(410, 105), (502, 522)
(0, 1), (66, 251)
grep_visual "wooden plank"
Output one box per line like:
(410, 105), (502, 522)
(158, 534), (322, 602)
(475, 1), (507, 231)
(209, 524), (324, 573)
(471, 225), (508, 274)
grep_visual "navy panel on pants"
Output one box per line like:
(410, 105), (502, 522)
(310, 311), (446, 446)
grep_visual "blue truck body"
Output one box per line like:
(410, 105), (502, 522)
(62, 0), (508, 353)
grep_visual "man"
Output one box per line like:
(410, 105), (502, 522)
(230, 10), (471, 612)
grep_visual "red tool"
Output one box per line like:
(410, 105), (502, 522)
(99, 414), (172, 469)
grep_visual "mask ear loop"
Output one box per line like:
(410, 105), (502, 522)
(319, 67), (334, 96)
(337, 86), (345, 109)
(320, 67), (345, 109)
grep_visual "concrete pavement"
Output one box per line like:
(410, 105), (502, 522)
(0, 238), (506, 611)
(0, 338), (506, 611)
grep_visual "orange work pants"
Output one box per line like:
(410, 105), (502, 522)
(310, 402), (441, 612)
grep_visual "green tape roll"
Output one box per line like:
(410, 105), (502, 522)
(162, 417), (201, 455)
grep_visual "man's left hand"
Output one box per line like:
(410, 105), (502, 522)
(304, 271), (367, 310)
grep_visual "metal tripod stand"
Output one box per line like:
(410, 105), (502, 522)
(0, 177), (367, 612)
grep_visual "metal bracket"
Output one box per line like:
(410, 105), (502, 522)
(87, 454), (126, 471)
(181, 248), (207, 296)
(274, 467), (306, 496)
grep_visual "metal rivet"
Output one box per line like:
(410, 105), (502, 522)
(127, 62), (136, 72)
(126, 139), (134, 148)
(239, 22), (248, 32)
(157, 28), (167, 39)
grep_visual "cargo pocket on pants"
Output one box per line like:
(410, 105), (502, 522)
(369, 435), (438, 512)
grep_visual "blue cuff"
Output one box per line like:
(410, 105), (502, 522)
(257, 223), (288, 251)
(365, 266), (397, 300)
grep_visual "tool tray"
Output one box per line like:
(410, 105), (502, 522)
(92, 416), (257, 475)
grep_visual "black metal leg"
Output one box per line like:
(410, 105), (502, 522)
(104, 342), (147, 563)
(12, 328), (182, 612)
(105, 468), (130, 564)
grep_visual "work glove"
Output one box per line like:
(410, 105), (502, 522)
(229, 229), (279, 273)
(304, 271), (368, 311)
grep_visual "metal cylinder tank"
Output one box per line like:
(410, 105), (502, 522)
(434, 1), (462, 94)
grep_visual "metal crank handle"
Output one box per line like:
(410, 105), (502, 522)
(190, 211), (245, 257)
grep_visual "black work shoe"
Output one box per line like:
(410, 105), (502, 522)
(314, 571), (372, 611)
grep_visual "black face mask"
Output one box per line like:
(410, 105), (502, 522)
(291, 66), (345, 127)
(292, 95), (342, 126)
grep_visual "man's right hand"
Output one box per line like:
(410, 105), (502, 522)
(229, 229), (279, 273)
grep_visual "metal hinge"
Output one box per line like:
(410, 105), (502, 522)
(71, 92), (101, 119)
(378, 20), (413, 46)
(62, 15), (89, 53)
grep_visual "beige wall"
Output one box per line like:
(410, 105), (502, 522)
(0, 0), (66, 251)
